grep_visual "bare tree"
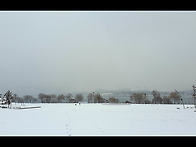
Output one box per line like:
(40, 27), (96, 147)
(152, 90), (163, 104)
(44, 94), (51, 103)
(130, 93), (147, 104)
(162, 96), (172, 104)
(32, 97), (38, 103)
(75, 94), (84, 103)
(23, 95), (34, 103)
(50, 94), (57, 103)
(57, 94), (65, 103)
(168, 91), (181, 104)
(108, 97), (119, 103)
(38, 93), (56, 103)
(38, 93), (46, 103)
(65, 93), (73, 103)
(94, 93), (105, 103)
(12, 94), (24, 104)
(87, 93), (93, 103)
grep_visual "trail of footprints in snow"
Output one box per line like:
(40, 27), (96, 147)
(65, 114), (72, 136)
(65, 123), (71, 136)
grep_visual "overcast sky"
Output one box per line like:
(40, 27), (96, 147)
(0, 11), (196, 96)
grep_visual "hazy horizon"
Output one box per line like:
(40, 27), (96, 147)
(0, 11), (196, 96)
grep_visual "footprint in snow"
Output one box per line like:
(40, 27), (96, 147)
(65, 124), (71, 136)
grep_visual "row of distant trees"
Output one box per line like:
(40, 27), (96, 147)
(11, 92), (120, 104)
(87, 92), (120, 103)
(12, 93), (84, 103)
(3, 86), (196, 105)
(10, 90), (183, 104)
(130, 90), (182, 104)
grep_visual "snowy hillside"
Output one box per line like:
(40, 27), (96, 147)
(0, 103), (196, 136)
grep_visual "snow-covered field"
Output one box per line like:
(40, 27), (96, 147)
(0, 103), (196, 136)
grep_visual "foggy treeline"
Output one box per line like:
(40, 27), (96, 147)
(129, 90), (182, 104)
(8, 90), (191, 104)
(11, 92), (118, 104)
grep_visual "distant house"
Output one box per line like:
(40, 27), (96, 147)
(69, 98), (77, 103)
(125, 100), (131, 104)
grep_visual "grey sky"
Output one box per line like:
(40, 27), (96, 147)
(0, 11), (196, 96)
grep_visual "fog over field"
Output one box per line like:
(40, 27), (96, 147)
(0, 11), (196, 96)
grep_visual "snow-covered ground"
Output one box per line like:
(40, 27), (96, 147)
(0, 103), (196, 136)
